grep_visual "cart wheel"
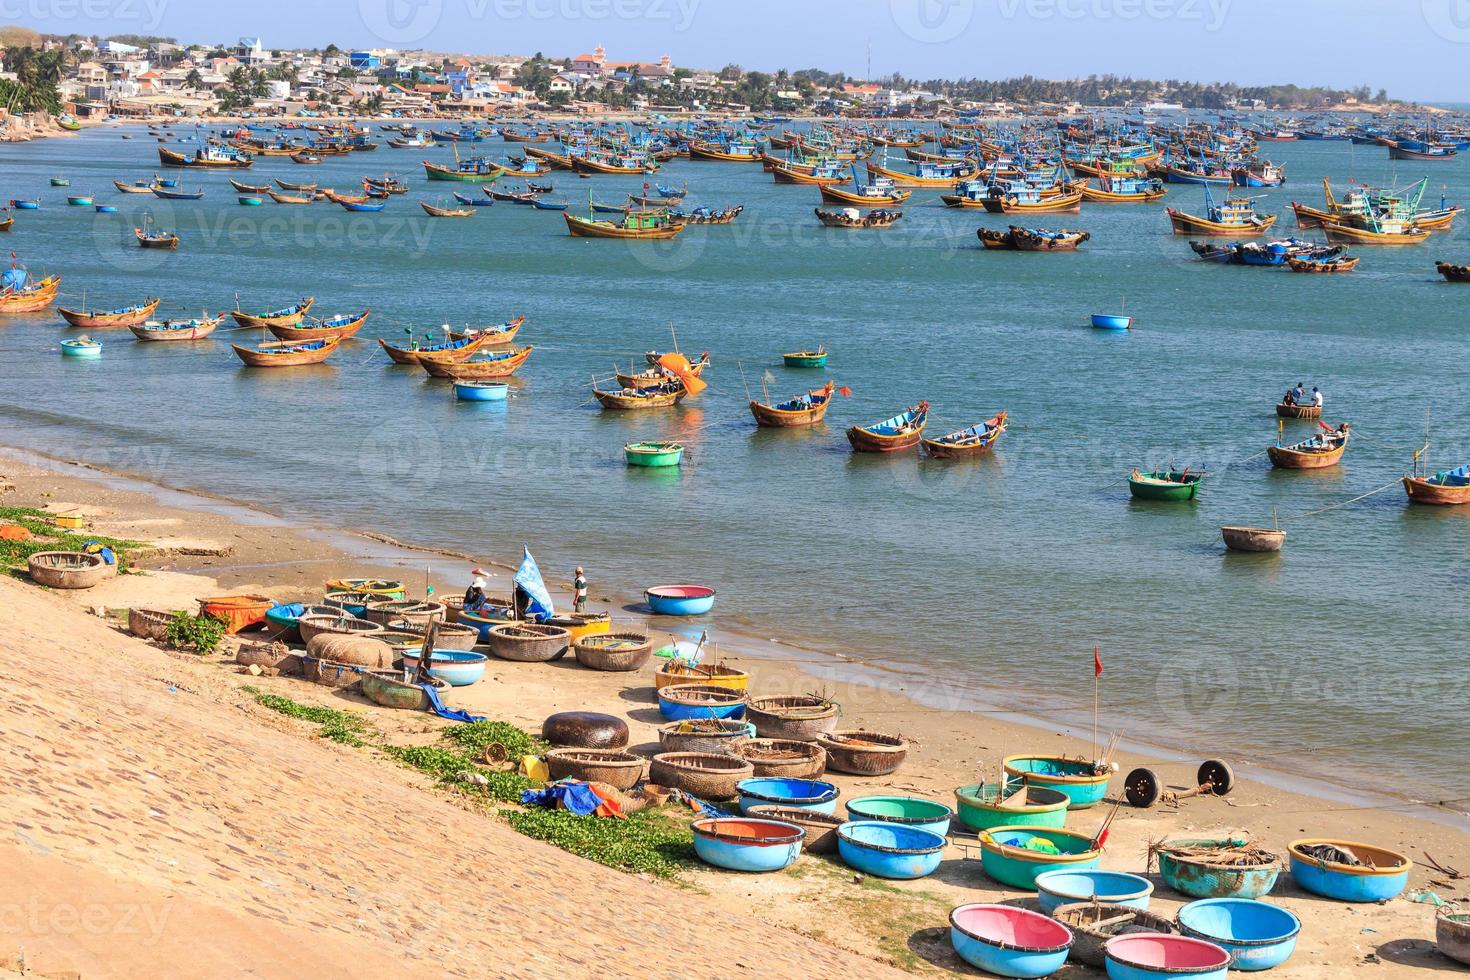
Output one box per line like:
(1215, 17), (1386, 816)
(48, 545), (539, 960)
(1125, 767), (1161, 807)
(1198, 759), (1235, 796)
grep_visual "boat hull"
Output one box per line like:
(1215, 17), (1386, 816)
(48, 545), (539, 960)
(58, 297), (160, 328)
(1267, 443), (1346, 469)
(1402, 475), (1470, 505)
(1221, 526), (1286, 552)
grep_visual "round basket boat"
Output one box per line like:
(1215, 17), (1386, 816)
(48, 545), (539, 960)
(545, 611), (613, 642)
(297, 612), (384, 646)
(544, 748), (646, 791)
(644, 584), (716, 616)
(1003, 754), (1111, 809)
(837, 821), (946, 880)
(573, 631), (653, 672)
(128, 607), (174, 641)
(1287, 838), (1410, 903)
(459, 605), (516, 641)
(976, 826), (1103, 890)
(1221, 526), (1286, 553)
(1438, 909), (1470, 967)
(691, 817), (803, 872)
(322, 590), (377, 617)
(746, 695), (840, 742)
(1035, 868), (1153, 915)
(648, 752), (754, 800)
(846, 795), (953, 837)
(653, 660), (750, 692)
(543, 711), (630, 749)
(323, 577), (404, 600)
(658, 718), (754, 754)
(27, 551), (110, 589)
(1156, 839), (1282, 900)
(1104, 934), (1231, 980)
(364, 599), (444, 628)
(739, 738), (827, 779)
(737, 777), (839, 814)
(657, 683), (748, 721)
(948, 903), (1074, 978)
(1175, 897), (1301, 971)
(747, 805), (844, 854)
(386, 618), (480, 650)
(263, 603), (338, 644)
(1053, 902), (1176, 969)
(360, 669), (447, 711)
(817, 730), (908, 775)
(486, 622), (572, 662)
(440, 595), (465, 623)
(299, 657), (365, 689)
(305, 633), (396, 669)
(398, 649), (488, 687)
(955, 782), (1071, 832)
(236, 642), (301, 673)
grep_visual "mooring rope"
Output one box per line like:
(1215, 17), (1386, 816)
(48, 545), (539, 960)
(1277, 479), (1401, 522)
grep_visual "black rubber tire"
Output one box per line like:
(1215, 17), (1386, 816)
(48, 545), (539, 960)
(1125, 766), (1161, 807)
(1199, 758), (1235, 796)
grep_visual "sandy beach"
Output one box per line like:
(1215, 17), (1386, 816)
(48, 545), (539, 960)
(2, 445), (1466, 978)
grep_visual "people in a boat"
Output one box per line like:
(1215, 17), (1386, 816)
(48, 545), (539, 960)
(1293, 382), (1305, 404)
(1282, 388), (1296, 406)
(1312, 387), (1323, 408)
(463, 567), (488, 610)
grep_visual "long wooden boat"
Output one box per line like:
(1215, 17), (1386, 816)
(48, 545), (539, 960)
(275, 178), (318, 192)
(820, 182), (912, 205)
(769, 160), (850, 185)
(749, 381), (837, 427)
(1167, 194), (1276, 236)
(420, 201), (476, 217)
(231, 336), (343, 367)
(158, 145), (252, 169)
(134, 226), (179, 249)
(230, 297), (314, 329)
(1286, 254), (1359, 273)
(564, 211), (683, 239)
(1276, 401), (1322, 419)
(422, 346), (534, 379)
(847, 402), (928, 453)
(228, 178), (271, 193)
(423, 158), (506, 181)
(1127, 468), (1203, 501)
(570, 153), (655, 175)
(1403, 463), (1470, 505)
(814, 207), (902, 229)
(593, 380), (687, 410)
(980, 189), (1084, 214)
(979, 226), (1090, 251)
(1074, 177), (1167, 203)
(58, 297), (160, 328)
(524, 146), (575, 169)
(616, 352), (710, 389)
(689, 141), (762, 163)
(129, 315), (222, 341)
(267, 190), (312, 204)
(114, 179), (157, 194)
(0, 215), (12, 233)
(446, 317), (526, 344)
(1267, 423), (1350, 469)
(866, 161), (977, 188)
(1435, 261), (1470, 283)
(378, 333), (490, 365)
(1321, 221), (1429, 245)
(268, 309), (370, 341)
(0, 273), (61, 314)
(921, 412), (1007, 458)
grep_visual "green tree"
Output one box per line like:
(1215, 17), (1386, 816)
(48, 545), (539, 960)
(185, 68), (204, 90)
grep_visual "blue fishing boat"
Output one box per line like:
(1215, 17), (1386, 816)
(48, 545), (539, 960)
(656, 683), (747, 721)
(66, 195), (93, 206)
(736, 778), (839, 815)
(450, 191), (495, 207)
(151, 186), (204, 200)
(644, 584), (716, 615)
(845, 795), (953, 836)
(691, 818), (803, 872)
(454, 381), (509, 401)
(339, 200), (385, 212)
(836, 821), (946, 879)
(1287, 839), (1410, 902)
(1091, 313), (1132, 330)
(977, 826), (1103, 889)
(1034, 869), (1153, 915)
(949, 905), (1074, 979)
(8, 199), (39, 209)
(530, 198), (568, 211)
(1176, 898), (1300, 971)
(1104, 934), (1231, 980)
(94, 204), (119, 213)
(397, 649), (488, 686)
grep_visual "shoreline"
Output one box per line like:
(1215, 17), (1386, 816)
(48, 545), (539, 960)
(5, 440), (1466, 833)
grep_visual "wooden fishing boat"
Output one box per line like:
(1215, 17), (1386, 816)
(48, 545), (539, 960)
(290, 153), (322, 165)
(267, 190), (312, 204)
(150, 185), (203, 201)
(688, 141), (762, 163)
(814, 207), (902, 229)
(1286, 255), (1359, 273)
(1322, 221), (1429, 245)
(134, 225), (179, 249)
(564, 210), (683, 239)
(422, 158), (506, 181)
(670, 205), (743, 225)
(232, 336), (343, 367)
(867, 160), (977, 187)
(1128, 469), (1204, 501)
(922, 412), (1007, 458)
(422, 346), (533, 379)
(524, 145), (575, 169)
(847, 402), (928, 453)
(450, 191), (495, 208)
(593, 380), (687, 410)
(1074, 176), (1167, 203)
(230, 297), (314, 329)
(268, 309), (370, 341)
(229, 178), (270, 193)
(1268, 423), (1350, 469)
(571, 152), (656, 175)
(324, 190), (371, 205)
(1167, 189), (1276, 236)
(0, 215), (12, 233)
(1221, 526), (1286, 552)
(274, 178), (317, 192)
(129, 315), (222, 341)
(769, 159), (850, 185)
(58, 297), (160, 328)
(1403, 463), (1470, 505)
(1290, 201), (1335, 229)
(980, 189), (1084, 214)
(158, 145), (252, 169)
(1435, 261), (1470, 282)
(1276, 400), (1322, 419)
(615, 351), (710, 388)
(114, 179), (157, 194)
(420, 201), (476, 217)
(982, 226), (1090, 251)
(0, 274), (61, 314)
(446, 316), (525, 345)
(749, 381), (837, 427)
(378, 332), (490, 365)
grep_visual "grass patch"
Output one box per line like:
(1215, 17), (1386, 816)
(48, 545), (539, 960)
(442, 719), (541, 760)
(502, 806), (697, 879)
(0, 505), (142, 571)
(247, 688), (370, 747)
(383, 744), (535, 803)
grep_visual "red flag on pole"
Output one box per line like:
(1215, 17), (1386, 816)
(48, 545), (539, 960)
(1093, 646), (1103, 677)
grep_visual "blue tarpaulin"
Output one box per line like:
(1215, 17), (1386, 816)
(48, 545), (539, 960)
(513, 546), (554, 621)
(2, 267), (28, 292)
(421, 683), (484, 724)
(521, 780), (604, 816)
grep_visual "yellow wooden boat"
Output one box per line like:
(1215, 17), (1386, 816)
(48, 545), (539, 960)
(654, 661), (751, 692)
(866, 161), (977, 188)
(1321, 221), (1429, 245)
(819, 183), (912, 205)
(564, 211), (683, 239)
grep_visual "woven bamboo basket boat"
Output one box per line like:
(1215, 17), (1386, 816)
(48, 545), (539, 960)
(386, 618), (479, 650)
(657, 718), (754, 754)
(441, 595), (465, 623)
(746, 695), (841, 742)
(127, 607), (174, 641)
(648, 752), (754, 800)
(361, 669), (448, 710)
(817, 730), (909, 776)
(364, 599), (445, 628)
(299, 656), (365, 689)
(573, 631), (653, 672)
(297, 613), (384, 645)
(486, 622), (572, 662)
(27, 551), (110, 589)
(544, 611), (613, 642)
(747, 805), (843, 854)
(739, 738), (828, 779)
(544, 748), (646, 790)
(653, 661), (751, 692)
(1053, 903), (1176, 968)
(235, 643), (301, 673)
(322, 590), (380, 615)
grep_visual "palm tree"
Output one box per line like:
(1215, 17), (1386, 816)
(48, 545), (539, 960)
(185, 68), (203, 90)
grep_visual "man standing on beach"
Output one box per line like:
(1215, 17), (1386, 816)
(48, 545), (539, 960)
(573, 566), (588, 613)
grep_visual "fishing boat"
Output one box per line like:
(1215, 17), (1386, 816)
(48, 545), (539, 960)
(8, 199), (39, 210)
(66, 195), (93, 206)
(783, 348), (827, 368)
(446, 316), (526, 344)
(58, 297), (162, 329)
(847, 402), (929, 453)
(290, 153), (322, 165)
(128, 315), (223, 341)
(1286, 254), (1358, 273)
(134, 222), (179, 249)
(867, 158), (977, 187)
(50, 176), (70, 187)
(1091, 313), (1132, 330)
(420, 201), (476, 217)
(422, 157), (506, 181)
(274, 178), (317, 192)
(0, 262), (61, 315)
(1074, 174), (1168, 203)
(615, 351), (710, 389)
(267, 190), (312, 205)
(363, 175), (408, 195)
(231, 336), (343, 367)
(564, 209), (683, 239)
(421, 346), (534, 379)
(670, 205), (743, 225)
(60, 337), (102, 359)
(820, 166), (912, 205)
(1435, 261), (1470, 282)
(689, 139), (762, 163)
(625, 441), (684, 467)
(114, 179), (158, 194)
(268, 309), (370, 341)
(1231, 160), (1286, 187)
(814, 207), (902, 229)
(339, 200), (386, 212)
(571, 151), (657, 175)
(530, 198), (569, 211)
(1322, 220), (1429, 245)
(450, 191), (495, 207)
(749, 381), (838, 427)
(593, 379), (688, 410)
(230, 297), (314, 329)
(150, 186), (203, 200)
(1167, 186), (1277, 236)
(1268, 423), (1350, 469)
(1388, 141), (1458, 161)
(1221, 525), (1286, 552)
(1402, 460), (1470, 505)
(1128, 469), (1204, 501)
(454, 381), (509, 402)
(979, 187), (1085, 214)
(980, 226), (1091, 251)
(1276, 397), (1322, 420)
(158, 145), (253, 169)
(0, 215), (14, 233)
(921, 413), (1007, 459)
(378, 332), (490, 366)
(229, 178), (270, 193)
(237, 196), (263, 206)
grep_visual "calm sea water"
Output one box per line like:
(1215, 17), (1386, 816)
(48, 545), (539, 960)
(3, 124), (1468, 808)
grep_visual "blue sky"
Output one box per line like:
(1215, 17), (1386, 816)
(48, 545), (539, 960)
(23, 0), (1470, 99)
